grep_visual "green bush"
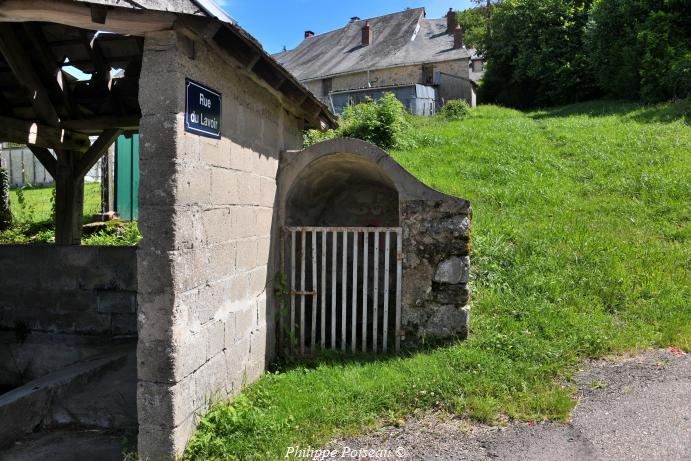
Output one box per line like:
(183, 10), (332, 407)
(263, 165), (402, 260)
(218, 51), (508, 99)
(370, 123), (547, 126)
(439, 99), (471, 120)
(304, 93), (411, 150)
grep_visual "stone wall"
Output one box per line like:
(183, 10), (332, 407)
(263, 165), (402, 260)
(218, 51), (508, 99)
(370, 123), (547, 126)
(400, 200), (471, 341)
(303, 59), (473, 108)
(136, 30), (303, 459)
(0, 245), (137, 384)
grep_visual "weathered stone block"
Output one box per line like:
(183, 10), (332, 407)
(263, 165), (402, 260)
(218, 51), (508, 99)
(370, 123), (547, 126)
(433, 256), (470, 285)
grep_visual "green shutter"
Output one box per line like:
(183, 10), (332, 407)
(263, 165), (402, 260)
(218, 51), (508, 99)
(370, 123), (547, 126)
(115, 133), (139, 221)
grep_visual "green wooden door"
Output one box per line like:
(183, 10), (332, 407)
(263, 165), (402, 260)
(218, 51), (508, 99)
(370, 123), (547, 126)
(115, 133), (139, 221)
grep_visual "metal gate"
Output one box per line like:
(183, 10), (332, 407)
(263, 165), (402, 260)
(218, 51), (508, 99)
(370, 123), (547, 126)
(281, 226), (402, 355)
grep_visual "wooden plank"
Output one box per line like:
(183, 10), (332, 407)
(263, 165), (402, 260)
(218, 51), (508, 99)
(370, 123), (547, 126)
(351, 231), (358, 352)
(372, 231), (379, 353)
(279, 227), (285, 352)
(0, 115), (89, 151)
(331, 230), (337, 350)
(311, 230), (317, 353)
(0, 0), (176, 36)
(74, 128), (121, 178)
(300, 230), (306, 355)
(395, 231), (403, 353)
(383, 231), (391, 353)
(321, 230), (326, 350)
(362, 231), (368, 353)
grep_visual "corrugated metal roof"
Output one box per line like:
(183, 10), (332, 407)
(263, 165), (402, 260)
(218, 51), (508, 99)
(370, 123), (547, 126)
(274, 8), (470, 82)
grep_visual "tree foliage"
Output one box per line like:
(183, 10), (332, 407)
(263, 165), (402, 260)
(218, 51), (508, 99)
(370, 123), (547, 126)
(475, 0), (689, 107)
(587, 0), (690, 102)
(480, 0), (598, 108)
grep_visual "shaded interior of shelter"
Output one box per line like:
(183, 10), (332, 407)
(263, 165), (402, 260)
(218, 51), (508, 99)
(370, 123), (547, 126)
(284, 154), (401, 353)
(0, 21), (142, 447)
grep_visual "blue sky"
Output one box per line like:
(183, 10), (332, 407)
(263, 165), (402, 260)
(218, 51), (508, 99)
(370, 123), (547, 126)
(215, 1), (475, 54)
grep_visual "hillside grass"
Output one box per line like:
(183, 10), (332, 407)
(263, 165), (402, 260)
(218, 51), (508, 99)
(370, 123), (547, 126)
(186, 100), (690, 460)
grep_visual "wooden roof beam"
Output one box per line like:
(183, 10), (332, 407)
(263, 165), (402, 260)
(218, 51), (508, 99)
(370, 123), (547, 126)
(0, 24), (61, 127)
(0, 114), (90, 151)
(74, 127), (121, 178)
(0, 0), (176, 36)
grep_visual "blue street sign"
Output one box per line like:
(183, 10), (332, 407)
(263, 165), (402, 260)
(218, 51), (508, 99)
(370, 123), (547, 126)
(185, 78), (222, 139)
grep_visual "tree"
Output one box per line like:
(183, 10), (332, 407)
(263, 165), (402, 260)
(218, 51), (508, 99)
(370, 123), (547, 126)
(456, 7), (489, 50)
(480, 0), (599, 108)
(587, 0), (690, 102)
(0, 144), (11, 231)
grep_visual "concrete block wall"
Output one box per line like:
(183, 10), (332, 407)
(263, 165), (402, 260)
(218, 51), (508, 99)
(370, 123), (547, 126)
(136, 30), (302, 459)
(0, 245), (137, 384)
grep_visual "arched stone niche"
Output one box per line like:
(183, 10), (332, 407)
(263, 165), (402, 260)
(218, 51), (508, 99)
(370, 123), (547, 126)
(278, 138), (473, 344)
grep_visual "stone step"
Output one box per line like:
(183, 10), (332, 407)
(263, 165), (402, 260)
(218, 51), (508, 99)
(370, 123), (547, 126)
(0, 344), (132, 448)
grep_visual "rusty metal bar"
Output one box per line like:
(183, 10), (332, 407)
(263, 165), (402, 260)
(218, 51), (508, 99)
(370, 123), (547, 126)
(341, 230), (347, 352)
(300, 229), (306, 355)
(331, 230), (337, 350)
(311, 230), (318, 352)
(395, 230), (403, 353)
(372, 230), (379, 353)
(290, 229), (296, 351)
(351, 231), (358, 352)
(321, 230), (327, 350)
(383, 231), (390, 353)
(362, 231), (368, 353)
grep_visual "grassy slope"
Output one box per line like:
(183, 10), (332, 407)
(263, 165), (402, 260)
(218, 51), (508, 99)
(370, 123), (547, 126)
(9, 182), (102, 223)
(187, 101), (690, 460)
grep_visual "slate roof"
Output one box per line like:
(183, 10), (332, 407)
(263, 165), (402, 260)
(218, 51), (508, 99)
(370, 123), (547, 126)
(274, 8), (471, 82)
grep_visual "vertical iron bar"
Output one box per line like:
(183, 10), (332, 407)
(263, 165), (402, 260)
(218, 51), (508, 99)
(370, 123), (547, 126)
(362, 231), (368, 353)
(300, 230), (306, 355)
(351, 231), (358, 352)
(372, 231), (379, 353)
(331, 230), (337, 350)
(321, 230), (326, 350)
(341, 230), (347, 352)
(383, 231), (391, 353)
(395, 230), (403, 353)
(311, 230), (317, 353)
(290, 230), (296, 352)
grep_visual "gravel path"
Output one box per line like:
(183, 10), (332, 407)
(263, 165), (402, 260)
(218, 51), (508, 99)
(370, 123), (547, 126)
(324, 348), (691, 461)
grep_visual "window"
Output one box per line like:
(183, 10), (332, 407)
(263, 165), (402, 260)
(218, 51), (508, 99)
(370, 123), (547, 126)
(322, 78), (333, 97)
(422, 65), (434, 84)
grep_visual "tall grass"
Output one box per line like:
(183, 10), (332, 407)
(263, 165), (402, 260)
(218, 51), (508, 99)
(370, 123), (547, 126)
(186, 100), (690, 460)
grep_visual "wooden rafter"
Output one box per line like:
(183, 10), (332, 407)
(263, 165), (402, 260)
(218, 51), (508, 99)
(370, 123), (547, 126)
(27, 146), (57, 178)
(0, 24), (60, 127)
(74, 127), (121, 179)
(0, 0), (176, 36)
(0, 114), (89, 151)
(60, 115), (139, 133)
(22, 22), (81, 119)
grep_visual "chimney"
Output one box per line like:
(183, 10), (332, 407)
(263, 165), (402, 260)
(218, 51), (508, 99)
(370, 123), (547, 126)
(446, 8), (456, 34)
(453, 25), (465, 49)
(361, 21), (372, 46)
(304, 30), (314, 39)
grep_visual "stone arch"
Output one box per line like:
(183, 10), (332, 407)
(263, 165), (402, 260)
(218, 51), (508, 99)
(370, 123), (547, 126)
(277, 138), (473, 345)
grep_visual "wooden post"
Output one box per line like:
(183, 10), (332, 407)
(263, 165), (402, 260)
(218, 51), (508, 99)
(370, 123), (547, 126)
(54, 150), (84, 245)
